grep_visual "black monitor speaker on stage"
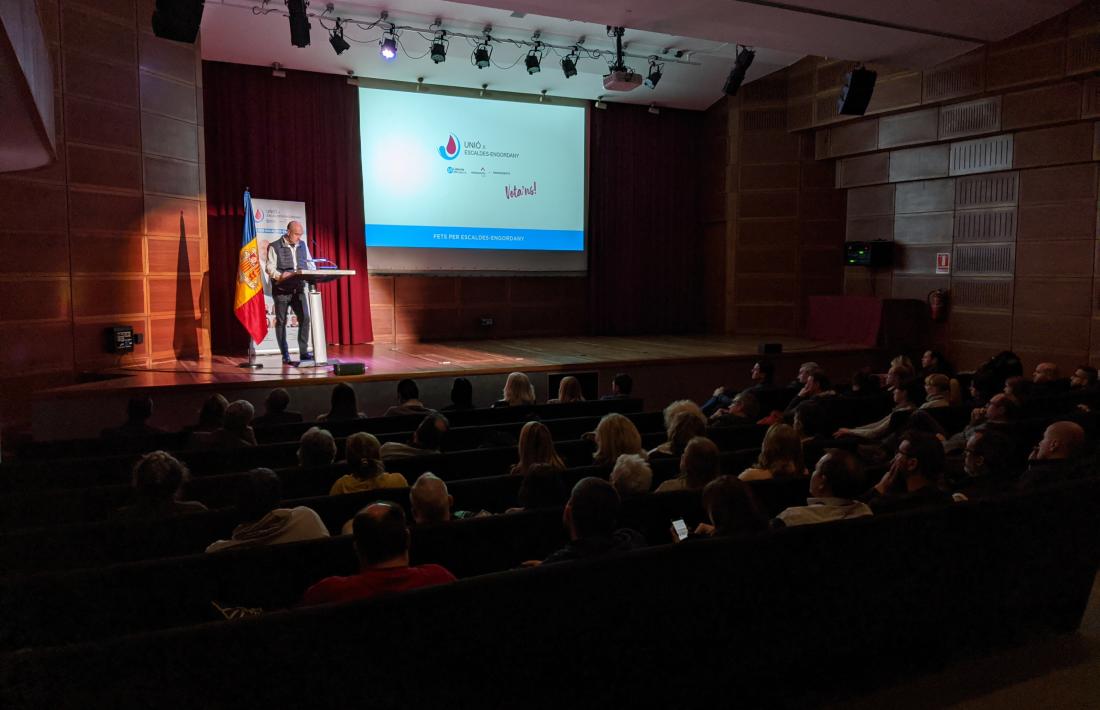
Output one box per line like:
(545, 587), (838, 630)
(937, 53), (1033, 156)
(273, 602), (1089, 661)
(845, 240), (893, 268)
(152, 0), (205, 44)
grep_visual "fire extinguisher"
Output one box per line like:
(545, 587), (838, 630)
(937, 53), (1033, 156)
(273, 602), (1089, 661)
(928, 289), (949, 322)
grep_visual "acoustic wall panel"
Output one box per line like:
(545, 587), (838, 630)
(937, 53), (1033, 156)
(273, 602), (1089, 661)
(951, 279), (1014, 310)
(949, 135), (1014, 176)
(953, 244), (1015, 275)
(953, 208), (1018, 243)
(955, 172), (1019, 209)
(939, 97), (1002, 140)
(922, 53), (985, 103)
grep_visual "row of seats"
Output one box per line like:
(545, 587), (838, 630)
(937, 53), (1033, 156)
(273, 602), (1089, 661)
(0, 450), (777, 574)
(2, 479), (1096, 708)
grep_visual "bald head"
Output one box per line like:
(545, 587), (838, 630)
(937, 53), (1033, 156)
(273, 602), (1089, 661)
(285, 221), (304, 245)
(352, 502), (409, 567)
(1036, 421), (1086, 461)
(1033, 362), (1059, 384)
(410, 472), (453, 524)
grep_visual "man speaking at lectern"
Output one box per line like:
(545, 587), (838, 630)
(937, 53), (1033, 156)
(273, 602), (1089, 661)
(265, 221), (313, 364)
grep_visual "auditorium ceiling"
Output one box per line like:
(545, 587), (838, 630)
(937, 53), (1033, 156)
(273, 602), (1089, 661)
(199, 0), (1080, 110)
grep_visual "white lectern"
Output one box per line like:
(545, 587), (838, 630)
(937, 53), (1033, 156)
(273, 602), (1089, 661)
(292, 268), (356, 366)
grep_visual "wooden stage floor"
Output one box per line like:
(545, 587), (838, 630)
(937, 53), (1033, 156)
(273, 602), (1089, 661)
(47, 334), (873, 396)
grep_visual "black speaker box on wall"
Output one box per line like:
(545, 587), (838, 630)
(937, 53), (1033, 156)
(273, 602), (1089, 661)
(837, 67), (877, 116)
(152, 0), (205, 44)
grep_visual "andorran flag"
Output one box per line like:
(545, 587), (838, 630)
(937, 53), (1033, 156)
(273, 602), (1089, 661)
(234, 190), (268, 344)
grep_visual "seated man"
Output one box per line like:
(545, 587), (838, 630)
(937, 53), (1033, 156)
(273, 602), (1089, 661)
(536, 477), (644, 565)
(1070, 365), (1098, 390)
(609, 453), (653, 499)
(773, 449), (872, 527)
(942, 392), (1019, 453)
(952, 429), (1016, 501)
(384, 379), (434, 417)
(101, 395), (163, 439)
(409, 472), (484, 524)
(205, 399), (258, 448)
(862, 430), (953, 514)
(1019, 421), (1087, 489)
(701, 360), (775, 416)
(710, 391), (759, 428)
(380, 414), (449, 458)
(297, 426), (337, 468)
(301, 502), (456, 606)
(252, 388), (303, 426)
(206, 468), (329, 552)
(111, 451), (207, 521)
(601, 372), (634, 401)
(782, 371), (836, 418)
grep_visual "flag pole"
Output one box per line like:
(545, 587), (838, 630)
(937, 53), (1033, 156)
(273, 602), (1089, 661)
(238, 185), (264, 369)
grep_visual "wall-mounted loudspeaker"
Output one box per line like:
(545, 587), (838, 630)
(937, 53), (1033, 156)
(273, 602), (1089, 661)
(837, 67), (877, 116)
(152, 0), (205, 44)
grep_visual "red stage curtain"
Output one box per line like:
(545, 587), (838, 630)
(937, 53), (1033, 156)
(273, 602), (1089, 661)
(203, 61), (372, 354)
(587, 103), (705, 335)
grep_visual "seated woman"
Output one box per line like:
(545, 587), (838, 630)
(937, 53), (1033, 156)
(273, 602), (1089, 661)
(329, 432), (409, 495)
(506, 463), (570, 513)
(441, 377), (476, 412)
(688, 475), (768, 538)
(648, 409), (706, 460)
(922, 374), (952, 409)
(509, 421), (566, 476)
(492, 372), (536, 408)
(318, 383), (366, 421)
(656, 436), (721, 492)
(739, 423), (806, 482)
(111, 451), (208, 521)
(548, 376), (584, 404)
(593, 413), (646, 468)
(834, 378), (923, 441)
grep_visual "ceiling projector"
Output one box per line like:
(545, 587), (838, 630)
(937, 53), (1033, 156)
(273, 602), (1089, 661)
(603, 69), (643, 91)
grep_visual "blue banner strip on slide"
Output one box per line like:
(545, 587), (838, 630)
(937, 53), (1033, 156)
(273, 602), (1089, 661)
(366, 224), (584, 251)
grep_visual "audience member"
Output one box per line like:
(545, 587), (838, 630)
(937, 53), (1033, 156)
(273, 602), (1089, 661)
(549, 376), (584, 404)
(849, 370), (882, 396)
(662, 399), (705, 430)
(943, 392), (1019, 453)
(380, 413), (449, 458)
(537, 478), (644, 565)
(793, 400), (832, 464)
(193, 394), (229, 433)
(657, 436), (721, 492)
(601, 372), (634, 400)
(690, 475), (767, 538)
(1004, 376), (1034, 407)
(951, 430), (1016, 501)
(409, 472), (483, 523)
(1019, 421), (1087, 489)
(301, 502), (455, 606)
(330, 433), (409, 495)
(384, 379), (434, 417)
(919, 350), (954, 377)
(710, 392), (760, 428)
(862, 431), (952, 514)
(101, 395), (162, 439)
(773, 450), (871, 527)
(252, 388), (303, 427)
(890, 355), (915, 373)
(297, 426), (337, 468)
(205, 399), (258, 448)
(922, 374), (951, 409)
(1071, 365), (1098, 390)
(441, 377), (475, 411)
(702, 360), (774, 415)
(510, 463), (570, 512)
(836, 379), (921, 441)
(207, 468), (329, 552)
(609, 453), (653, 498)
(593, 413), (646, 467)
(791, 361), (821, 388)
(649, 409), (706, 460)
(783, 371), (836, 417)
(493, 372), (537, 407)
(111, 451), (207, 521)
(740, 424), (805, 481)
(510, 421), (565, 476)
(967, 372), (1002, 408)
(318, 383), (365, 421)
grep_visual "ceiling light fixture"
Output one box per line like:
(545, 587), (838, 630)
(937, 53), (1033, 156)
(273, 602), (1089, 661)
(328, 18), (350, 55)
(644, 58), (663, 89)
(723, 45), (755, 96)
(379, 27), (398, 61)
(474, 41), (492, 69)
(561, 49), (579, 79)
(525, 44), (542, 75)
(430, 31), (448, 64)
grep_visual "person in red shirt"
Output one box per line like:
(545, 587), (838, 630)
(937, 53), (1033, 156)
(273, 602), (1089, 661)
(301, 502), (455, 606)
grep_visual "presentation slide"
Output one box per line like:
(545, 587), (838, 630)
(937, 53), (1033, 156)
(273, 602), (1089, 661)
(359, 87), (587, 273)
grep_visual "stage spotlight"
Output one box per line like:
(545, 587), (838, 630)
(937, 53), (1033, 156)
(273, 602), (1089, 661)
(525, 49), (541, 75)
(561, 52), (578, 78)
(287, 0), (310, 48)
(430, 32), (447, 63)
(644, 59), (662, 89)
(723, 46), (755, 96)
(379, 33), (398, 61)
(474, 42), (492, 69)
(329, 19), (350, 56)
